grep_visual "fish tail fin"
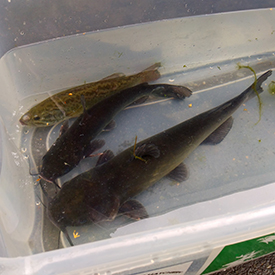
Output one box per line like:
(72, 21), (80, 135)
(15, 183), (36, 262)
(245, 70), (272, 102)
(142, 62), (162, 72)
(140, 62), (162, 82)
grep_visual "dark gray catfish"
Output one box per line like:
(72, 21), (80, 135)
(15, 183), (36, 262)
(46, 70), (272, 245)
(39, 83), (192, 185)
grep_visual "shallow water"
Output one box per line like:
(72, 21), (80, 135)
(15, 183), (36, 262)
(18, 55), (275, 248)
(0, 9), (274, 257)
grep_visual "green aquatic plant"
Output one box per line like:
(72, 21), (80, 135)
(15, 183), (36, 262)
(237, 63), (262, 124)
(133, 136), (147, 163)
(268, 81), (275, 95)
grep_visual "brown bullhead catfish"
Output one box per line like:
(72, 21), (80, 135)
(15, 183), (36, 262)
(19, 63), (162, 127)
(46, 70), (272, 246)
(39, 83), (192, 185)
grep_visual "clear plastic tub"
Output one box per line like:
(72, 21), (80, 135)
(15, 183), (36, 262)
(0, 8), (274, 275)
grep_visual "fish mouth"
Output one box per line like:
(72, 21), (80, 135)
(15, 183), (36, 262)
(19, 114), (31, 125)
(19, 117), (28, 125)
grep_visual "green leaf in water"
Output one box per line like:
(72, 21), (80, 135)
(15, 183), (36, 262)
(268, 81), (275, 95)
(237, 63), (262, 125)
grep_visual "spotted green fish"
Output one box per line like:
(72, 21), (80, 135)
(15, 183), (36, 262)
(20, 63), (161, 127)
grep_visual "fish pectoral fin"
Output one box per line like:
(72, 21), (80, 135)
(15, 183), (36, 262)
(96, 150), (115, 166)
(59, 120), (70, 136)
(103, 120), (116, 131)
(135, 143), (160, 159)
(100, 72), (125, 81)
(84, 139), (105, 158)
(167, 163), (189, 182)
(89, 195), (120, 222)
(202, 116), (234, 145)
(119, 199), (148, 220)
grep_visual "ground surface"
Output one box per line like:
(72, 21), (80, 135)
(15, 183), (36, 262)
(213, 252), (275, 274)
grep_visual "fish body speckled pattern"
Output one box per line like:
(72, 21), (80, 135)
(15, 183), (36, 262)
(20, 63), (161, 127)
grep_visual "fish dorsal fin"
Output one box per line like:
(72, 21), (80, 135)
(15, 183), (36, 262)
(83, 139), (105, 158)
(202, 116), (234, 145)
(119, 199), (148, 220)
(102, 120), (116, 131)
(59, 120), (70, 137)
(167, 163), (189, 182)
(100, 72), (125, 81)
(96, 150), (115, 166)
(134, 143), (160, 159)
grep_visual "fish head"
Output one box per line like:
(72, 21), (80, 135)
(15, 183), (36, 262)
(47, 194), (87, 247)
(47, 185), (117, 246)
(19, 108), (65, 127)
(39, 154), (72, 184)
(46, 184), (91, 245)
(48, 178), (120, 228)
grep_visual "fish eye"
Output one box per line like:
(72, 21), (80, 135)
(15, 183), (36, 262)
(33, 115), (41, 121)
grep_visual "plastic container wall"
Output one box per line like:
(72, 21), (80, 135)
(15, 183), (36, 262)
(0, 8), (274, 275)
(0, 118), (35, 257)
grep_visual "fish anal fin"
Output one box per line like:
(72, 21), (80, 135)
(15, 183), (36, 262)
(100, 72), (125, 81)
(59, 120), (70, 137)
(202, 116), (234, 145)
(103, 120), (116, 131)
(167, 163), (189, 182)
(119, 199), (148, 220)
(135, 143), (160, 159)
(96, 150), (115, 166)
(84, 139), (105, 158)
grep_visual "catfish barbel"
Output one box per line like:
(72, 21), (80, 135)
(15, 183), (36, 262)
(40, 83), (192, 185)
(20, 63), (162, 127)
(46, 70), (272, 246)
